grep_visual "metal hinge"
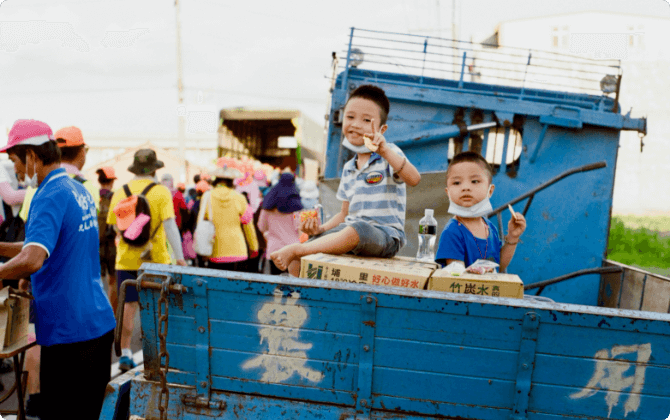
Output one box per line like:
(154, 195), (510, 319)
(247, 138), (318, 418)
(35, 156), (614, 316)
(181, 394), (226, 416)
(510, 312), (540, 420)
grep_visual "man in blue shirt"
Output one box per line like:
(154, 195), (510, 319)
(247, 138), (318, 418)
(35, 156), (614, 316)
(0, 119), (116, 419)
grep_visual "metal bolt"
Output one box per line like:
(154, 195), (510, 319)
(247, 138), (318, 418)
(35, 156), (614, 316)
(200, 381), (208, 388)
(363, 345), (370, 352)
(522, 363), (529, 370)
(197, 280), (203, 287)
(366, 297), (372, 303)
(198, 326), (205, 334)
(360, 399), (367, 407)
(530, 314), (536, 321)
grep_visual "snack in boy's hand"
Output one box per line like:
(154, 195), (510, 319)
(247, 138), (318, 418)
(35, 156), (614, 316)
(298, 209), (319, 223)
(364, 134), (378, 152)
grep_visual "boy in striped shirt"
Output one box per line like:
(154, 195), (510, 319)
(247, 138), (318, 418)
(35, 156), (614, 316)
(271, 85), (421, 276)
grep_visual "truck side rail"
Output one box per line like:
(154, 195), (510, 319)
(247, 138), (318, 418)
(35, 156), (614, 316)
(121, 264), (670, 420)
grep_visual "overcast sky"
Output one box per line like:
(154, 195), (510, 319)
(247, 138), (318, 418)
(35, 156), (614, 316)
(0, 0), (668, 140)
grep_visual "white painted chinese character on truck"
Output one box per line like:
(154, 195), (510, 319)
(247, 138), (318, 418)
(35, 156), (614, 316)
(570, 343), (651, 418)
(243, 289), (324, 384)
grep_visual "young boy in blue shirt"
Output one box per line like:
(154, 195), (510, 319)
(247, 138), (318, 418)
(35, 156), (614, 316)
(271, 85), (421, 276)
(435, 151), (526, 271)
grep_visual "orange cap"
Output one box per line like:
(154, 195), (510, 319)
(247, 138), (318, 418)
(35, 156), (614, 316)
(96, 166), (117, 180)
(195, 180), (211, 193)
(55, 126), (85, 147)
(177, 182), (186, 191)
(113, 196), (138, 231)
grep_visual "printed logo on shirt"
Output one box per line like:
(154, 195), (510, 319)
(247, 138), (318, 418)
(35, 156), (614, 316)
(72, 189), (98, 233)
(365, 171), (384, 185)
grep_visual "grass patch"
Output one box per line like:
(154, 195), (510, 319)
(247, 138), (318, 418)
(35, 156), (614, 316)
(612, 215), (670, 232)
(607, 216), (670, 270)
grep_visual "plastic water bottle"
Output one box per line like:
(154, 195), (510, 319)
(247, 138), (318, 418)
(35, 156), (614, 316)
(416, 209), (438, 262)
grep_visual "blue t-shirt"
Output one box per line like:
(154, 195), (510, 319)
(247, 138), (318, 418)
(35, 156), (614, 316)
(435, 217), (502, 268)
(23, 168), (116, 346)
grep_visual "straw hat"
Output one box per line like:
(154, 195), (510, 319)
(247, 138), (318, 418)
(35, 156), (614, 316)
(211, 166), (243, 180)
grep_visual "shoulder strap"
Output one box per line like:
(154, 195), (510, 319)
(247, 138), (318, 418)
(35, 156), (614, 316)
(2, 200), (12, 221)
(141, 182), (157, 196)
(123, 184), (132, 197)
(73, 175), (86, 184)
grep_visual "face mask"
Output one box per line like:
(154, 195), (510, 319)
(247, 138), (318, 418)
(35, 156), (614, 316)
(342, 137), (372, 154)
(25, 158), (38, 188)
(448, 188), (493, 218)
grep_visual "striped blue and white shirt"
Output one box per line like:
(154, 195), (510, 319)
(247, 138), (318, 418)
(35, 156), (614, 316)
(336, 143), (407, 246)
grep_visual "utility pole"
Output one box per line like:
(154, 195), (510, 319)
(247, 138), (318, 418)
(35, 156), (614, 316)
(175, 0), (186, 183)
(452, 0), (458, 76)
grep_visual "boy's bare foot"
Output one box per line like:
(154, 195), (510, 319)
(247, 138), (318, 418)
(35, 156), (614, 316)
(270, 244), (300, 272)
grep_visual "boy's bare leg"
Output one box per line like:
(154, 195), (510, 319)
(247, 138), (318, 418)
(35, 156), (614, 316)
(271, 226), (360, 273)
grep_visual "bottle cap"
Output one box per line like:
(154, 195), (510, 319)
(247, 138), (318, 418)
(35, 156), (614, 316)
(425, 209), (434, 217)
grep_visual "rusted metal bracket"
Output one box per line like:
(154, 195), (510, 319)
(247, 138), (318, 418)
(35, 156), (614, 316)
(181, 394), (226, 416)
(510, 312), (540, 420)
(192, 278), (212, 401)
(356, 295), (377, 420)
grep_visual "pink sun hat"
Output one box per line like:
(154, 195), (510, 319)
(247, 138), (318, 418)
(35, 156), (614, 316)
(1, 119), (55, 153)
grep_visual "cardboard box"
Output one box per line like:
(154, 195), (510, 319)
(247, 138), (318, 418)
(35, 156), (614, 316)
(300, 253), (438, 290)
(429, 269), (524, 299)
(0, 287), (31, 351)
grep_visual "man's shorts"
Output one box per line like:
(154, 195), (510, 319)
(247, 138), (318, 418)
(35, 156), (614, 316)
(310, 221), (401, 258)
(116, 270), (139, 303)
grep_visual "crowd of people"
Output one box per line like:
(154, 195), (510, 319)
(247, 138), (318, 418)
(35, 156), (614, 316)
(0, 119), (318, 419)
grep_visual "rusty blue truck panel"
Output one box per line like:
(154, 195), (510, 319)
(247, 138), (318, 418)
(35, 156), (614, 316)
(101, 264), (670, 419)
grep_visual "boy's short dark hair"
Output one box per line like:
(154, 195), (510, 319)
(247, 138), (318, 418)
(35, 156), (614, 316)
(447, 151), (494, 183)
(9, 141), (62, 166)
(346, 85), (390, 125)
(59, 144), (85, 162)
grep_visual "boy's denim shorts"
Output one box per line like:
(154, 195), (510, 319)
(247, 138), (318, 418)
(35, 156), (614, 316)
(310, 221), (401, 258)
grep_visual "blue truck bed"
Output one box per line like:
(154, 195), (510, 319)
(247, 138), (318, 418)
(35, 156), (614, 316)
(101, 264), (670, 419)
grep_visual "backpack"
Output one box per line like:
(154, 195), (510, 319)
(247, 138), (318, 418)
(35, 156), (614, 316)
(0, 201), (25, 264)
(113, 183), (158, 247)
(98, 189), (116, 244)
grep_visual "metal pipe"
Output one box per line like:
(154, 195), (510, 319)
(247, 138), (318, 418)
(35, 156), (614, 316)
(525, 266), (623, 292)
(487, 161), (607, 217)
(395, 121), (497, 149)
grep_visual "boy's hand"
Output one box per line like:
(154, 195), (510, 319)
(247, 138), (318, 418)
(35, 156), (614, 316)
(506, 212), (526, 242)
(364, 118), (387, 155)
(301, 217), (323, 237)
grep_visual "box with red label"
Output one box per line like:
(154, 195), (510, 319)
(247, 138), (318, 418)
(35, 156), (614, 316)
(299, 253), (438, 290)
